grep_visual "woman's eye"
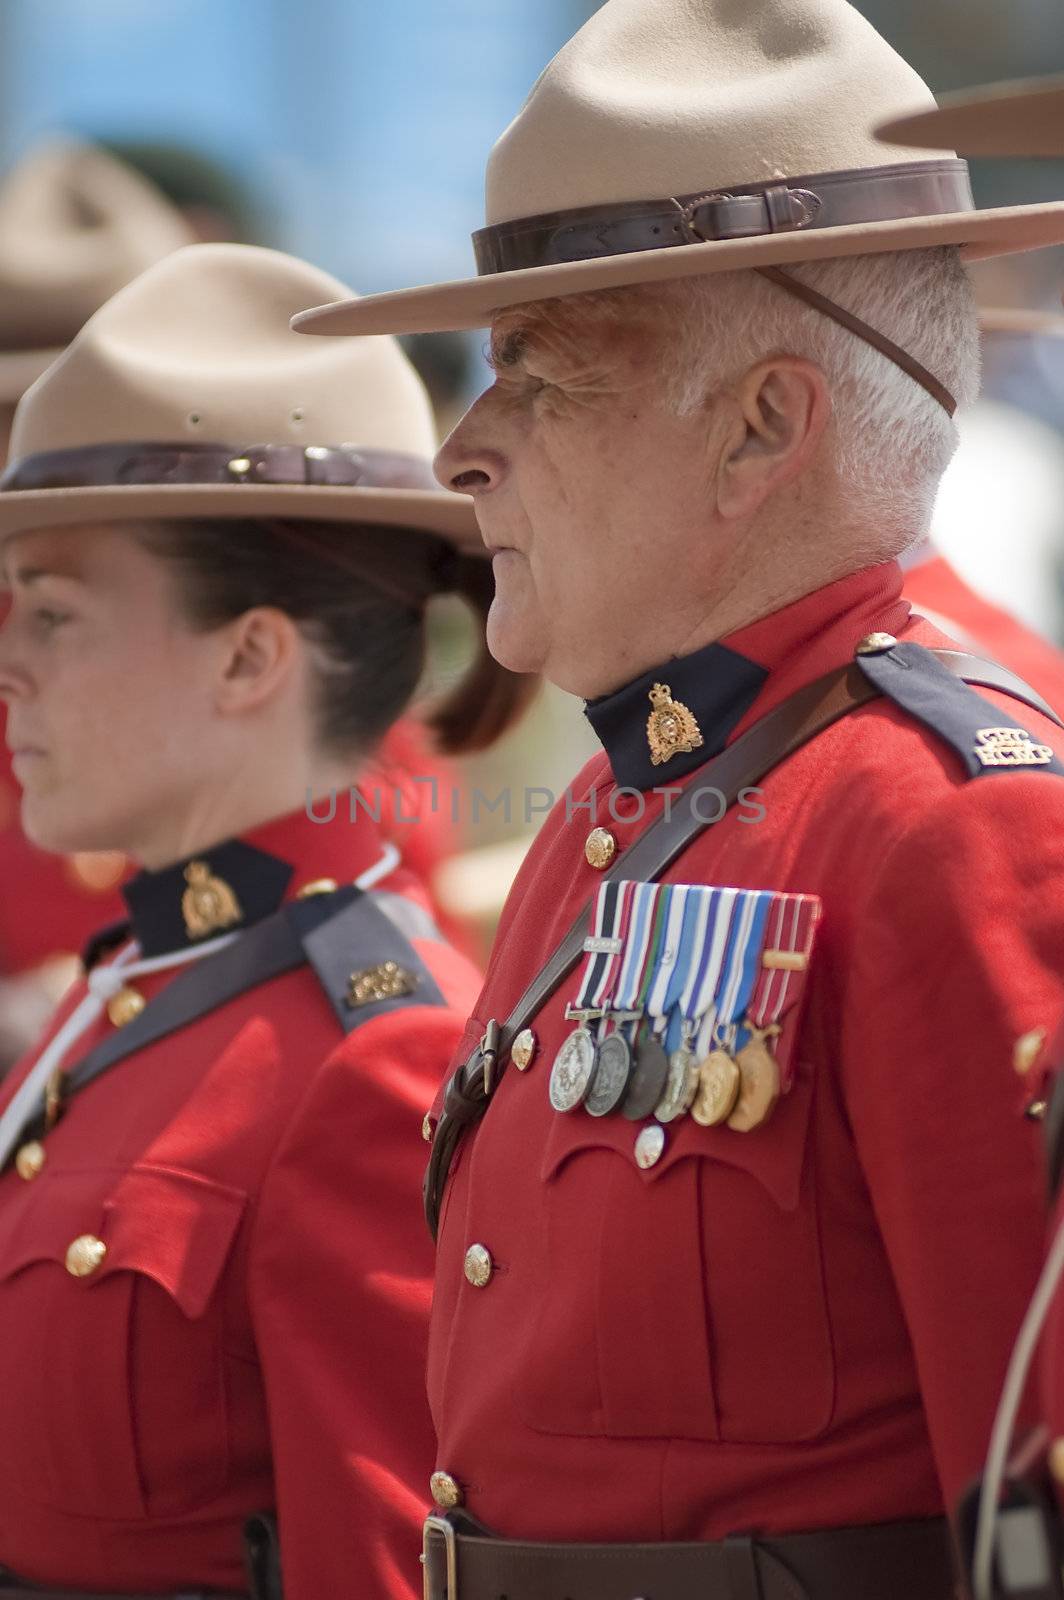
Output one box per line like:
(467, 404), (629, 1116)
(33, 608), (70, 630)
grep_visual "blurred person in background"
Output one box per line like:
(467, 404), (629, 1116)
(906, 311), (1064, 712)
(0, 240), (528, 1600)
(297, 1), (1064, 1596)
(0, 140), (193, 1066)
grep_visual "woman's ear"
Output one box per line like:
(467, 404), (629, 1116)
(213, 607), (302, 717)
(717, 356), (832, 522)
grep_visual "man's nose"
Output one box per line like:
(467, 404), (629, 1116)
(434, 402), (507, 496)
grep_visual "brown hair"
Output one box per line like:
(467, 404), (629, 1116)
(135, 517), (536, 756)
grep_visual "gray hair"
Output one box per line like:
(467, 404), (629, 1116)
(550, 249), (981, 540)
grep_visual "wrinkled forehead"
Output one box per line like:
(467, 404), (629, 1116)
(489, 283), (664, 361)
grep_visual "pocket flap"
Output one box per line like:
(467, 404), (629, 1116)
(0, 1164), (246, 1319)
(539, 1061), (814, 1212)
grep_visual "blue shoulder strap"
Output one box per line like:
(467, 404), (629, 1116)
(856, 640), (1064, 778)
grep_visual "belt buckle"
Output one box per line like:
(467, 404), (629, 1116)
(422, 1513), (458, 1600)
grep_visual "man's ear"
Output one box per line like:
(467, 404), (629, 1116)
(213, 607), (301, 717)
(717, 356), (832, 521)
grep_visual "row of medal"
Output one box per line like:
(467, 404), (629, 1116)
(548, 881), (821, 1139)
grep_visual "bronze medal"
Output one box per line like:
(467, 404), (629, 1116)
(622, 1030), (670, 1121)
(691, 1049), (741, 1127)
(585, 1032), (632, 1118)
(727, 1027), (781, 1132)
(548, 1027), (597, 1113)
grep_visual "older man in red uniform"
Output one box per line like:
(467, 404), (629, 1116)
(295, 1), (1064, 1596)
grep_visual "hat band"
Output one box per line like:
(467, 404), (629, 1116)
(472, 160), (973, 274)
(0, 441), (439, 495)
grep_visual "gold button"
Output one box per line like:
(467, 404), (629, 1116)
(1014, 1028), (1048, 1075)
(854, 632), (897, 656)
(15, 1141), (46, 1182)
(422, 1114), (435, 1144)
(1027, 1100), (1049, 1122)
(296, 878), (339, 899)
(634, 1125), (665, 1169)
(511, 1029), (537, 1072)
(65, 1235), (107, 1278)
(430, 1470), (463, 1509)
(107, 985), (145, 1028)
(1050, 1437), (1064, 1485)
(464, 1244), (494, 1288)
(584, 827), (617, 870)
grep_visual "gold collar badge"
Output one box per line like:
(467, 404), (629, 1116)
(646, 682), (704, 767)
(347, 960), (418, 1009)
(181, 860), (244, 940)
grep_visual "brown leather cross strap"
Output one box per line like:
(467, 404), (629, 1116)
(423, 649), (1061, 1236)
(472, 161), (973, 273)
(422, 1510), (958, 1600)
(0, 440), (438, 494)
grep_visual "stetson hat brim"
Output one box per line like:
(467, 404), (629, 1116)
(877, 77), (1064, 159)
(292, 202), (1064, 339)
(980, 306), (1064, 339)
(0, 482), (483, 551)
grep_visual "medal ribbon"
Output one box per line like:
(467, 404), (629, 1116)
(593, 880), (638, 1038)
(715, 890), (774, 1050)
(690, 888), (741, 1057)
(661, 887), (713, 1053)
(645, 885), (691, 1034)
(747, 892), (821, 1089)
(575, 879), (624, 1012)
(612, 882), (660, 1017)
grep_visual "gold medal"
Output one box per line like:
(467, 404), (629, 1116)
(727, 1024), (782, 1132)
(691, 1049), (741, 1127)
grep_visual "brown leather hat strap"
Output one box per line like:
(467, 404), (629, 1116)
(756, 265), (957, 417)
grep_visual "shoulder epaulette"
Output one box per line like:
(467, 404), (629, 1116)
(855, 639), (1064, 779)
(293, 888), (446, 1035)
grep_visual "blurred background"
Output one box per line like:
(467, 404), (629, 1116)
(0, 0), (1063, 962)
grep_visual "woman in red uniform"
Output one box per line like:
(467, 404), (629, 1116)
(0, 243), (527, 1599)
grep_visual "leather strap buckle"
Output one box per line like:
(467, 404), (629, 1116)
(422, 1514), (459, 1600)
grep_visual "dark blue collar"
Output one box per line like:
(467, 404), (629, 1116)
(122, 839), (294, 958)
(584, 640), (768, 791)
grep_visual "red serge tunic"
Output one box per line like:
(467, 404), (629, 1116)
(427, 562), (1064, 1544)
(0, 804), (480, 1598)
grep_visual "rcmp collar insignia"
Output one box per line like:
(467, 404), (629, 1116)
(123, 839), (294, 957)
(584, 639), (767, 791)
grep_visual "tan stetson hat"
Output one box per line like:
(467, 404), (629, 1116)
(292, 0), (1064, 342)
(878, 76), (1064, 159)
(0, 140), (193, 403)
(0, 242), (480, 551)
(979, 306), (1064, 339)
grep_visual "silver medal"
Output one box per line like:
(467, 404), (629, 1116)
(655, 1045), (699, 1123)
(585, 1032), (633, 1118)
(548, 1027), (598, 1113)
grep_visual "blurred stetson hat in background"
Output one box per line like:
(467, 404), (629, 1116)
(291, 0), (1064, 340)
(0, 139), (193, 402)
(878, 76), (1064, 160)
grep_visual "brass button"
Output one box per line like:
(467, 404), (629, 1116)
(430, 1470), (463, 1509)
(1026, 1099), (1049, 1122)
(1014, 1028), (1048, 1075)
(464, 1244), (494, 1288)
(634, 1125), (666, 1169)
(511, 1028), (537, 1072)
(296, 877), (339, 899)
(1050, 1437), (1064, 1485)
(584, 827), (617, 870)
(15, 1141), (46, 1182)
(854, 632), (897, 656)
(422, 1114), (435, 1144)
(107, 985), (145, 1028)
(65, 1235), (107, 1278)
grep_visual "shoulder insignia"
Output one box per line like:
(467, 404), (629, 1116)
(855, 640), (1064, 779)
(293, 889), (446, 1035)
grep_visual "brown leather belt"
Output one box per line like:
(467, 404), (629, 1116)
(421, 1512), (958, 1600)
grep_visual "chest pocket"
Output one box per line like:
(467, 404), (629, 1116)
(510, 1061), (834, 1445)
(0, 1163), (246, 1520)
